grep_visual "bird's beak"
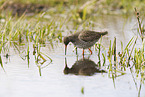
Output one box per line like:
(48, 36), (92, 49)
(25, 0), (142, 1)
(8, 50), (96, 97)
(65, 45), (67, 55)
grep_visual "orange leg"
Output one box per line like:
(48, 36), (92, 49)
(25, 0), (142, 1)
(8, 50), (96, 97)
(82, 49), (84, 59)
(88, 48), (92, 55)
(82, 49), (84, 55)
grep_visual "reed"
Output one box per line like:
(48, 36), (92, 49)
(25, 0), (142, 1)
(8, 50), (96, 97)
(113, 37), (117, 67)
(27, 43), (30, 68)
(0, 55), (5, 72)
(0, 12), (65, 55)
(119, 37), (134, 67)
(127, 37), (138, 66)
(102, 53), (105, 66)
(108, 40), (113, 73)
(97, 43), (101, 67)
(134, 8), (144, 42)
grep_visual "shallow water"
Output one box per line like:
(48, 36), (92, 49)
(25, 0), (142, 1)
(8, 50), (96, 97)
(0, 15), (145, 97)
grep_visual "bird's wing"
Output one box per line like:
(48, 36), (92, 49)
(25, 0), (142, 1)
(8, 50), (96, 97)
(78, 31), (101, 42)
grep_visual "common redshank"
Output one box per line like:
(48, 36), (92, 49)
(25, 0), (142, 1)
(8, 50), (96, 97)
(63, 30), (108, 55)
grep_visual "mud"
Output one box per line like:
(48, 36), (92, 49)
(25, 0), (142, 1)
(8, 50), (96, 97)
(2, 2), (49, 16)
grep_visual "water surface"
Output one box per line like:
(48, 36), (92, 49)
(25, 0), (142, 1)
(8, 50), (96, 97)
(0, 15), (145, 97)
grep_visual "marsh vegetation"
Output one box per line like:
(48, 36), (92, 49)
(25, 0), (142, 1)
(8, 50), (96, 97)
(0, 0), (145, 97)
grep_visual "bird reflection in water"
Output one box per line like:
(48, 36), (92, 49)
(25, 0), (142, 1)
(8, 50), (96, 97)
(64, 57), (106, 76)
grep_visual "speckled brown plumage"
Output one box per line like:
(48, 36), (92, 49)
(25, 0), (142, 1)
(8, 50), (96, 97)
(63, 30), (108, 55)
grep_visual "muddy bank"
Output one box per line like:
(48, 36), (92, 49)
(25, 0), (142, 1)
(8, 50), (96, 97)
(1, 2), (49, 16)
(0, 1), (71, 16)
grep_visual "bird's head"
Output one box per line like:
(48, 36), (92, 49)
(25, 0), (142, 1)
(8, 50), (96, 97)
(63, 37), (70, 55)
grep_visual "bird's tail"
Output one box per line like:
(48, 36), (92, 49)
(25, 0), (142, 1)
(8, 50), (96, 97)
(100, 31), (108, 36)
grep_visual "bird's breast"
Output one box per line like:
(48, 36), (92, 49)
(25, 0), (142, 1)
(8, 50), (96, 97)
(72, 40), (97, 49)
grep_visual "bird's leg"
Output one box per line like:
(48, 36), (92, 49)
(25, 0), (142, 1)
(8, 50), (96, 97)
(88, 48), (92, 55)
(82, 49), (85, 59)
(82, 49), (84, 55)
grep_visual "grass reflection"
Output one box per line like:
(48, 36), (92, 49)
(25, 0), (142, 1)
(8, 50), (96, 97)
(0, 55), (5, 72)
(33, 44), (52, 76)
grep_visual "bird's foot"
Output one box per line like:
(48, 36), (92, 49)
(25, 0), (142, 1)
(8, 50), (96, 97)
(88, 48), (92, 55)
